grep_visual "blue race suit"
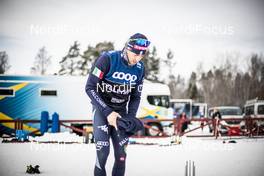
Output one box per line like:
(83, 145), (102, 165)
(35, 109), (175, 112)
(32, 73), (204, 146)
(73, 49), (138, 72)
(85, 50), (144, 176)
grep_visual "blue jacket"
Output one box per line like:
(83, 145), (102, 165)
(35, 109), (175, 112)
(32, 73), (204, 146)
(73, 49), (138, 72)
(85, 50), (145, 118)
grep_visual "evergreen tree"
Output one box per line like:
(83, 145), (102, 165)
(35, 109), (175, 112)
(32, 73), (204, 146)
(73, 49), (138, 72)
(142, 46), (160, 82)
(79, 42), (114, 76)
(58, 41), (81, 75)
(186, 72), (199, 100)
(58, 41), (114, 76)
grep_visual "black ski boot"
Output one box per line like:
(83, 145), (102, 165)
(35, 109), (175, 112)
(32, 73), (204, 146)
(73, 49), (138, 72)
(26, 165), (34, 174)
(33, 165), (40, 174)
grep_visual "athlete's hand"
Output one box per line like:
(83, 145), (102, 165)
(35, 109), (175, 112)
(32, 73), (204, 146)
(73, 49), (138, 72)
(107, 112), (121, 130)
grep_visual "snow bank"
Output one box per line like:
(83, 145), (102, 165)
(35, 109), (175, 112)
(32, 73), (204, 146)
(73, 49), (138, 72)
(1, 134), (264, 176)
(29, 132), (84, 143)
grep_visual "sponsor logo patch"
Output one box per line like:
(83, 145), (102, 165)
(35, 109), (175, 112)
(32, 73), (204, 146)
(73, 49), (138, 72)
(119, 137), (129, 146)
(112, 72), (137, 82)
(98, 125), (108, 134)
(120, 157), (125, 161)
(96, 141), (109, 151)
(111, 97), (125, 103)
(133, 45), (147, 50)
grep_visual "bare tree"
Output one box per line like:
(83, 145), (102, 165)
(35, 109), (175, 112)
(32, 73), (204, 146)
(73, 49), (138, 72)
(247, 54), (264, 99)
(0, 51), (11, 74)
(163, 49), (176, 75)
(31, 47), (52, 75)
(163, 50), (186, 98)
(197, 53), (264, 107)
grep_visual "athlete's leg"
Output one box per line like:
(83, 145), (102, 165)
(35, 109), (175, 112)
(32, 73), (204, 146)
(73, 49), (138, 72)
(93, 107), (110, 176)
(111, 127), (129, 176)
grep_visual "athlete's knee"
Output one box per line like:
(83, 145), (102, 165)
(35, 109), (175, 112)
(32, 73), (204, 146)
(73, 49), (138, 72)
(116, 154), (127, 164)
(114, 147), (127, 163)
(97, 149), (110, 162)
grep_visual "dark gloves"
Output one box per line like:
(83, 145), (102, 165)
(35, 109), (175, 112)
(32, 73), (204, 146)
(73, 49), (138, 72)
(117, 117), (144, 137)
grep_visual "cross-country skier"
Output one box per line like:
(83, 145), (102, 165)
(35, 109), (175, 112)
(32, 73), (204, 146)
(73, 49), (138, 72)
(85, 33), (150, 176)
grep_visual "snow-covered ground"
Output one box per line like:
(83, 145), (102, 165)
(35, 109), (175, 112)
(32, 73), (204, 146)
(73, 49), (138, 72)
(29, 132), (84, 143)
(1, 130), (264, 176)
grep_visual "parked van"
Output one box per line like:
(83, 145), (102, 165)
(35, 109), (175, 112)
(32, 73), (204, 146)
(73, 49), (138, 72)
(243, 98), (264, 127)
(244, 98), (264, 117)
(170, 99), (207, 118)
(208, 106), (243, 133)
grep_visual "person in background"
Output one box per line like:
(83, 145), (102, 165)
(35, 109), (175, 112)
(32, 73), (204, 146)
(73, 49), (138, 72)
(180, 112), (188, 133)
(212, 108), (222, 137)
(200, 113), (205, 131)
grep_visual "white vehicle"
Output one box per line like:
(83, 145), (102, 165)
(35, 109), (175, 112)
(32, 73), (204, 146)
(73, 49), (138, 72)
(243, 98), (264, 127)
(208, 106), (243, 133)
(0, 75), (172, 136)
(137, 80), (173, 136)
(170, 99), (208, 118)
(244, 98), (264, 117)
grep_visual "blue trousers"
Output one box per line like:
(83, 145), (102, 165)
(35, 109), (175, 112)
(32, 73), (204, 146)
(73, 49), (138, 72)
(93, 107), (129, 176)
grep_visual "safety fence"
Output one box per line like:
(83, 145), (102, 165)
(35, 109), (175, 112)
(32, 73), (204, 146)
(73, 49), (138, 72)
(1, 116), (264, 140)
(143, 117), (264, 139)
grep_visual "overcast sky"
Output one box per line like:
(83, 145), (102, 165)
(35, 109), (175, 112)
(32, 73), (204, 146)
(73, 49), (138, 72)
(0, 0), (264, 79)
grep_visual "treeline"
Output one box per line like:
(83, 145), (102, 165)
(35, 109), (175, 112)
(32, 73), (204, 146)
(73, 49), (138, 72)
(0, 41), (160, 81)
(200, 54), (264, 107)
(1, 41), (263, 107)
(57, 41), (161, 82)
(168, 54), (264, 107)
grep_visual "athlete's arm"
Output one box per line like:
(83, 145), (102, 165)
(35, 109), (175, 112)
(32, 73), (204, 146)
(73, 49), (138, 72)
(127, 68), (145, 118)
(85, 54), (113, 117)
